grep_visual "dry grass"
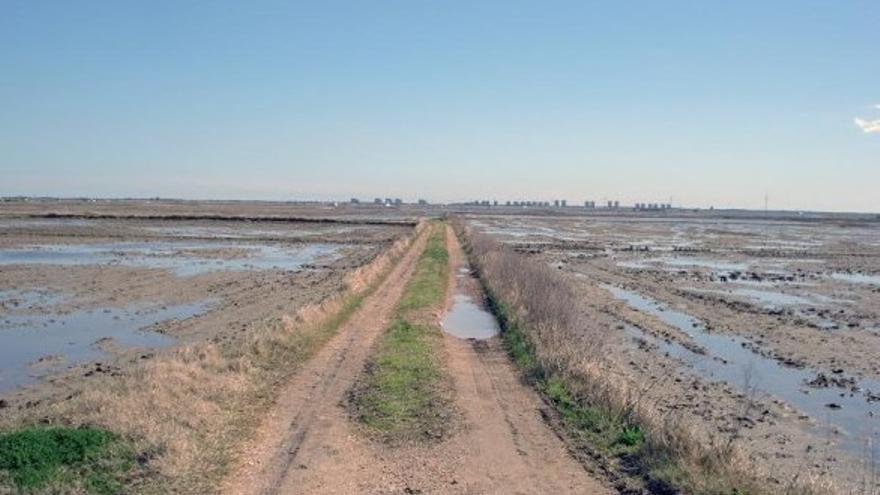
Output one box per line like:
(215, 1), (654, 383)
(453, 218), (841, 495)
(1, 222), (426, 494)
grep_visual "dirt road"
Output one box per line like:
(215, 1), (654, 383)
(223, 225), (610, 494)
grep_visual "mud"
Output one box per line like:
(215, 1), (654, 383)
(467, 211), (880, 492)
(0, 201), (411, 412)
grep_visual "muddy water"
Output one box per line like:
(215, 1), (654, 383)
(689, 287), (814, 307)
(442, 294), (500, 339)
(0, 241), (343, 276)
(0, 289), (67, 312)
(442, 269), (500, 340)
(0, 218), (94, 229)
(607, 285), (880, 456)
(0, 301), (212, 393)
(831, 272), (880, 286)
(143, 225), (358, 239)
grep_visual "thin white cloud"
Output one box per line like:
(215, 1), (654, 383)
(855, 117), (880, 133)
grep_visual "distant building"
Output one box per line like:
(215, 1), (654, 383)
(350, 198), (360, 204)
(394, 198), (403, 206)
(374, 198), (383, 205)
(417, 199), (428, 205)
(561, 200), (567, 207)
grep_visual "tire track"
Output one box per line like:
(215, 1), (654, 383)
(222, 228), (428, 495)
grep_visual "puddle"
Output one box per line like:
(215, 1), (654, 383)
(143, 225), (356, 239)
(617, 257), (749, 272)
(0, 218), (94, 229)
(0, 289), (67, 313)
(660, 257), (749, 271)
(0, 241), (344, 276)
(0, 301), (212, 393)
(831, 273), (880, 286)
(691, 288), (813, 307)
(606, 285), (880, 456)
(441, 294), (501, 339)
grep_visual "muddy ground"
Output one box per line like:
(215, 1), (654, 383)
(467, 212), (880, 493)
(0, 202), (412, 417)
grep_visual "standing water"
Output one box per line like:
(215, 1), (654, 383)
(441, 267), (500, 340)
(0, 300), (213, 393)
(605, 285), (880, 457)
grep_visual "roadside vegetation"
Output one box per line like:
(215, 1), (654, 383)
(0, 224), (424, 494)
(351, 222), (452, 443)
(0, 426), (134, 495)
(452, 219), (834, 495)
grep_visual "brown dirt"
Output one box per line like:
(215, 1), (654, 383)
(222, 225), (611, 495)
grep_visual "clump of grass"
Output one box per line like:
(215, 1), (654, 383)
(0, 426), (135, 494)
(351, 223), (451, 443)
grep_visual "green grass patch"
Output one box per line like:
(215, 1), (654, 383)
(0, 426), (136, 494)
(394, 227), (449, 317)
(352, 224), (451, 442)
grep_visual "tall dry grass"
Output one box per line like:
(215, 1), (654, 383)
(454, 218), (840, 495)
(3, 221), (426, 494)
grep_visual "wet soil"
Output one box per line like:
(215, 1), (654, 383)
(468, 213), (880, 492)
(0, 207), (406, 413)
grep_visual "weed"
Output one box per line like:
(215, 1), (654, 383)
(0, 426), (135, 494)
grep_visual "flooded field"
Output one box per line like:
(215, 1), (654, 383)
(0, 204), (412, 407)
(1, 298), (209, 393)
(0, 241), (344, 276)
(467, 211), (880, 491)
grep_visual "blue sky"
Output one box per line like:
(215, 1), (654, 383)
(2, 1), (878, 211)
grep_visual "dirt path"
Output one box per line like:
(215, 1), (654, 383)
(223, 225), (611, 495)
(222, 228), (429, 495)
(429, 226), (612, 495)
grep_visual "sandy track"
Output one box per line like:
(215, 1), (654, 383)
(222, 228), (429, 495)
(223, 225), (610, 495)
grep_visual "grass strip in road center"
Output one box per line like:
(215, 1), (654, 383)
(351, 222), (452, 443)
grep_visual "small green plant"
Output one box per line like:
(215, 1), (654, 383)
(615, 425), (645, 448)
(0, 425), (135, 494)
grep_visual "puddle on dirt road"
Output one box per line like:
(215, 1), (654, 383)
(442, 294), (500, 340)
(443, 265), (500, 340)
(0, 300), (213, 394)
(0, 241), (344, 276)
(606, 285), (880, 456)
